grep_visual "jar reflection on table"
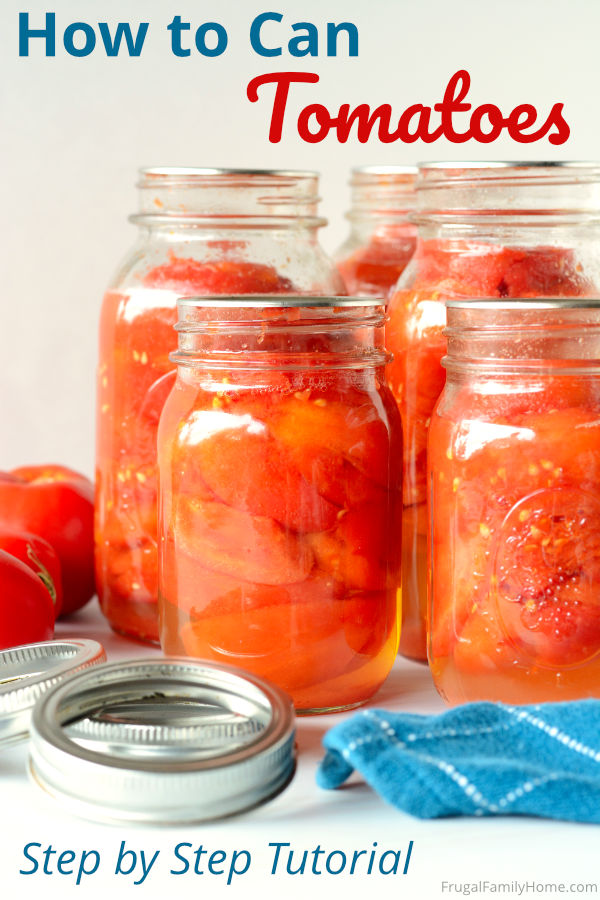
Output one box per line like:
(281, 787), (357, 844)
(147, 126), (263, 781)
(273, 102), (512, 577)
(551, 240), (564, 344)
(429, 300), (600, 705)
(335, 166), (417, 299)
(386, 162), (600, 662)
(157, 297), (402, 713)
(95, 168), (344, 643)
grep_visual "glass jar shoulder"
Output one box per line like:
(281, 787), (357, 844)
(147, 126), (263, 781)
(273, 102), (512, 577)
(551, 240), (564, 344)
(334, 230), (362, 266)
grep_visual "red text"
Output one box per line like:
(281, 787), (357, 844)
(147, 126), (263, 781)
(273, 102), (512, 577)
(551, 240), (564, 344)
(246, 70), (570, 145)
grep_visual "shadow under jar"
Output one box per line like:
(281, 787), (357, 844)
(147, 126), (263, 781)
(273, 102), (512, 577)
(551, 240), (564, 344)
(157, 297), (403, 714)
(429, 300), (600, 705)
(334, 166), (417, 298)
(386, 161), (600, 662)
(96, 168), (344, 644)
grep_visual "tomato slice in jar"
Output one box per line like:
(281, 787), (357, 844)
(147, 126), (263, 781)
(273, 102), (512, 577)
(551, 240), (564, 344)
(413, 243), (592, 298)
(267, 391), (393, 490)
(337, 227), (416, 297)
(163, 559), (341, 618)
(516, 407), (600, 485)
(106, 541), (158, 603)
(110, 307), (177, 413)
(492, 487), (600, 668)
(179, 593), (389, 694)
(175, 496), (314, 585)
(452, 605), (518, 674)
(181, 596), (342, 656)
(143, 255), (295, 294)
(308, 503), (391, 592)
(341, 594), (393, 656)
(493, 246), (591, 297)
(431, 398), (600, 671)
(182, 415), (340, 533)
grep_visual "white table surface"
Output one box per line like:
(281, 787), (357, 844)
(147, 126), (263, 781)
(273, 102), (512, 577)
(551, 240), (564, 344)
(1, 601), (598, 900)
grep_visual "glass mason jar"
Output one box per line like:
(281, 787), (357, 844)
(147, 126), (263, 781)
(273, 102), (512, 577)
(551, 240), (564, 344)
(430, 300), (600, 705)
(96, 168), (344, 643)
(157, 296), (403, 714)
(334, 166), (417, 297)
(386, 162), (600, 662)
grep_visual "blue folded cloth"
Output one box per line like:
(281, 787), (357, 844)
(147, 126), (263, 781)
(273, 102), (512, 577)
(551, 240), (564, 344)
(316, 702), (600, 822)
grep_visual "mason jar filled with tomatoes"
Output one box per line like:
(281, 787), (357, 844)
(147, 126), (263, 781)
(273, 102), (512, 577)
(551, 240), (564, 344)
(429, 299), (600, 704)
(96, 168), (344, 642)
(157, 296), (402, 713)
(335, 166), (417, 298)
(386, 162), (600, 661)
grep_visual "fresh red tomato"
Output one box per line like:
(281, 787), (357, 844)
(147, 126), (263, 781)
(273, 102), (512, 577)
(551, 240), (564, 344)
(0, 549), (55, 649)
(0, 531), (62, 615)
(11, 464), (89, 485)
(0, 465), (95, 616)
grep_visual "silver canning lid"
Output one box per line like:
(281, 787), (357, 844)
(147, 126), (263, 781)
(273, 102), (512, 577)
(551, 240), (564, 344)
(29, 658), (296, 825)
(0, 640), (106, 748)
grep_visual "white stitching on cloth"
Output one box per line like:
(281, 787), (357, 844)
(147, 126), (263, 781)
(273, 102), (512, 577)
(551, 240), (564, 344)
(361, 710), (498, 814)
(342, 710), (407, 761)
(496, 773), (561, 808)
(339, 708), (594, 816)
(505, 707), (600, 763)
(405, 723), (514, 742)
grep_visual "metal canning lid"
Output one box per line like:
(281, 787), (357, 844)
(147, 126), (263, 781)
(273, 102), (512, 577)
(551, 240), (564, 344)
(0, 640), (106, 748)
(29, 658), (296, 825)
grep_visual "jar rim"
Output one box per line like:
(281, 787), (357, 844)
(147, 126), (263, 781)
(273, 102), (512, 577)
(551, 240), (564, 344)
(139, 167), (318, 182)
(419, 161), (600, 172)
(351, 165), (418, 179)
(176, 295), (385, 309)
(446, 298), (600, 311)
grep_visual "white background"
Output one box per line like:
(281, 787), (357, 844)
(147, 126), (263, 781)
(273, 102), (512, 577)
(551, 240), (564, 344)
(2, 2), (600, 896)
(2, 0), (600, 473)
